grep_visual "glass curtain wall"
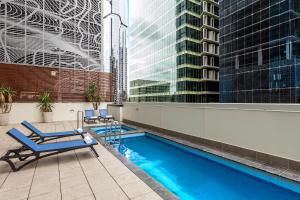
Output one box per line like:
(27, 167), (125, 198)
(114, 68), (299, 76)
(219, 0), (300, 103)
(128, 0), (219, 103)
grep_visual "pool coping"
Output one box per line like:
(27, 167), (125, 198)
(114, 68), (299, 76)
(86, 125), (179, 200)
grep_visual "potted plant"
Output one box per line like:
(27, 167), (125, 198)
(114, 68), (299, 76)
(0, 86), (16, 126)
(37, 92), (54, 123)
(86, 82), (101, 113)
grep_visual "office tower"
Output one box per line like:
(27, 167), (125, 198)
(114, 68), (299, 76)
(103, 0), (128, 104)
(219, 0), (300, 103)
(0, 0), (112, 102)
(128, 0), (219, 103)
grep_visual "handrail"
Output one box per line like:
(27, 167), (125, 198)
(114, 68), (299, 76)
(104, 120), (122, 146)
(104, 120), (109, 144)
(77, 111), (84, 129)
(118, 121), (121, 142)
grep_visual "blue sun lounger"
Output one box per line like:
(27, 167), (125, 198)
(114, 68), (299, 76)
(99, 109), (113, 122)
(84, 109), (98, 123)
(0, 128), (98, 171)
(21, 121), (86, 143)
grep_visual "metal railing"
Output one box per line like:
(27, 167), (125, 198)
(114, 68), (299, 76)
(77, 111), (84, 129)
(104, 120), (121, 146)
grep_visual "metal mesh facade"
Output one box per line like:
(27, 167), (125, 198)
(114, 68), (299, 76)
(0, 0), (103, 71)
(219, 0), (300, 103)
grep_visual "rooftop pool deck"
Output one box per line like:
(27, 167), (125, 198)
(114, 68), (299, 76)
(0, 121), (162, 200)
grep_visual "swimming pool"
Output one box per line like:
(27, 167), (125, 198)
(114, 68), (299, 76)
(117, 133), (300, 200)
(91, 125), (136, 135)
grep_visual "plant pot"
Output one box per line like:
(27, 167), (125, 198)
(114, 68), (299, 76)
(43, 112), (53, 123)
(0, 113), (9, 126)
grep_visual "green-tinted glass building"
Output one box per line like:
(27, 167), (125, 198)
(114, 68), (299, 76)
(128, 0), (219, 102)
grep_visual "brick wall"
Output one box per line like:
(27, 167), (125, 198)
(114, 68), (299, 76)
(0, 63), (112, 102)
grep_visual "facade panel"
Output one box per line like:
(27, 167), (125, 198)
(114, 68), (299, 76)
(0, 0), (112, 102)
(0, 0), (103, 70)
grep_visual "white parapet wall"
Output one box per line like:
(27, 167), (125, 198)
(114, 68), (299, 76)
(7, 102), (109, 124)
(123, 102), (300, 162)
(107, 105), (123, 121)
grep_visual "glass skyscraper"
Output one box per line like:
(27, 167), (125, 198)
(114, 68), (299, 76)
(103, 0), (129, 103)
(128, 0), (219, 103)
(219, 0), (300, 103)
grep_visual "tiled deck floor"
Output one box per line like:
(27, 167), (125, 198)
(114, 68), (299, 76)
(0, 121), (163, 200)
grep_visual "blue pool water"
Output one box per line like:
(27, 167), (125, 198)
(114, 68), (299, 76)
(91, 125), (136, 135)
(118, 133), (300, 200)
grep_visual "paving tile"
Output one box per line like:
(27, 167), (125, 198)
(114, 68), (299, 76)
(29, 179), (60, 197)
(88, 175), (120, 194)
(61, 183), (94, 200)
(278, 170), (300, 182)
(59, 167), (84, 179)
(114, 171), (140, 186)
(103, 160), (132, 177)
(289, 160), (300, 173)
(121, 180), (152, 199)
(95, 187), (128, 200)
(60, 175), (88, 190)
(0, 164), (10, 186)
(73, 194), (96, 200)
(0, 161), (12, 173)
(1, 170), (35, 191)
(83, 167), (112, 180)
(33, 170), (60, 182)
(132, 191), (163, 200)
(28, 191), (61, 200)
(0, 186), (30, 200)
(35, 156), (58, 168)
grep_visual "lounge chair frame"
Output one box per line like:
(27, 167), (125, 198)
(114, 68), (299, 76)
(84, 110), (98, 124)
(21, 121), (85, 143)
(0, 130), (99, 172)
(27, 132), (85, 144)
(98, 109), (114, 122)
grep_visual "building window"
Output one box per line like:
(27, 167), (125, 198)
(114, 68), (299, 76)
(235, 55), (239, 69)
(203, 55), (208, 66)
(258, 47), (263, 65)
(203, 1), (208, 12)
(203, 15), (208, 25)
(210, 5), (214, 14)
(210, 57), (215, 66)
(209, 31), (215, 41)
(210, 18), (214, 27)
(203, 42), (208, 52)
(208, 70), (215, 80)
(203, 69), (208, 79)
(203, 28), (208, 39)
(209, 44), (215, 53)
